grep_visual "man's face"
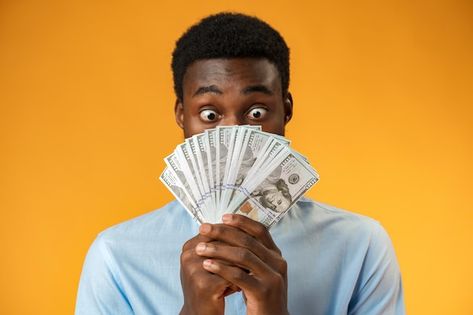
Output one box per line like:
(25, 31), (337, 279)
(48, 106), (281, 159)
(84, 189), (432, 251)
(175, 58), (293, 138)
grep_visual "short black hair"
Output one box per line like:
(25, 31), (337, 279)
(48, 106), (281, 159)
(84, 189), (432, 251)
(171, 12), (290, 101)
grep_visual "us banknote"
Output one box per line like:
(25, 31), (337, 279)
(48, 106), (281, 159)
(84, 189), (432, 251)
(160, 125), (319, 227)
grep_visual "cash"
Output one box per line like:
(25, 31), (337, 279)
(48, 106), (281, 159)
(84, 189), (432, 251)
(160, 125), (320, 228)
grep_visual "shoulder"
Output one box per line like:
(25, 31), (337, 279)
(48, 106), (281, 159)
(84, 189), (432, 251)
(278, 198), (404, 314)
(279, 197), (386, 241)
(275, 197), (399, 271)
(290, 197), (401, 280)
(76, 202), (194, 314)
(88, 200), (199, 267)
(97, 200), (198, 244)
(299, 196), (379, 224)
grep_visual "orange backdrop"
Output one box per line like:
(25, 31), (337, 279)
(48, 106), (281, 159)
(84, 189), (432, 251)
(1, 1), (472, 314)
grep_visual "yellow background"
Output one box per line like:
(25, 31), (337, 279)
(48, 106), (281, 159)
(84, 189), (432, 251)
(1, 0), (472, 314)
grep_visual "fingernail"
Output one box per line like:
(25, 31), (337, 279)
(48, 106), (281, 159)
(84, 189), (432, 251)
(222, 214), (232, 223)
(196, 242), (206, 253)
(203, 259), (215, 270)
(200, 224), (211, 234)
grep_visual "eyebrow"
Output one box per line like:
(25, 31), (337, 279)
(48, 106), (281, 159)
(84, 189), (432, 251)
(193, 85), (222, 97)
(192, 84), (274, 97)
(241, 85), (273, 95)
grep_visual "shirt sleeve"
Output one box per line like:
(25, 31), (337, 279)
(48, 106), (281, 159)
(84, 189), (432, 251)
(348, 223), (405, 315)
(75, 234), (134, 315)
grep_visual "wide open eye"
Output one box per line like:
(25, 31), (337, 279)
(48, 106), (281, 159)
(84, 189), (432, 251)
(247, 107), (268, 120)
(199, 109), (219, 122)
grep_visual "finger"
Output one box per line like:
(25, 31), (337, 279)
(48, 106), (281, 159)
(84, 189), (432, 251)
(195, 242), (269, 275)
(199, 223), (268, 260)
(181, 243), (230, 279)
(187, 267), (233, 299)
(222, 214), (279, 252)
(202, 259), (259, 293)
(182, 234), (214, 251)
(199, 258), (241, 295)
(180, 249), (237, 298)
(198, 224), (286, 275)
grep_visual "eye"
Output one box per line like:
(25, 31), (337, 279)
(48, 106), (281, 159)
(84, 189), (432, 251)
(199, 109), (219, 122)
(247, 107), (268, 120)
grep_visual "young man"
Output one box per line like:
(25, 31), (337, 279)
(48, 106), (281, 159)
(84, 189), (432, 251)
(76, 13), (405, 315)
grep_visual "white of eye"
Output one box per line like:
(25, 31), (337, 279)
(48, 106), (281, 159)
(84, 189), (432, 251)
(200, 109), (219, 122)
(247, 107), (267, 119)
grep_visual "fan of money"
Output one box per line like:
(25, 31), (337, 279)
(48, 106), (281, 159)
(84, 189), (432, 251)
(160, 125), (319, 228)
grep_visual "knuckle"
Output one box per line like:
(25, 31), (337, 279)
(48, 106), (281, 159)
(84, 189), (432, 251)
(233, 214), (244, 225)
(180, 249), (192, 263)
(214, 277), (230, 290)
(253, 224), (267, 238)
(182, 236), (199, 251)
(277, 257), (288, 274)
(194, 277), (208, 291)
(198, 272), (227, 290)
(236, 248), (251, 262)
(181, 239), (192, 252)
(258, 284), (270, 296)
(231, 268), (247, 282)
(187, 264), (200, 277)
(270, 273), (285, 287)
(207, 243), (217, 253)
(271, 246), (282, 257)
(209, 224), (222, 237)
(241, 235), (254, 248)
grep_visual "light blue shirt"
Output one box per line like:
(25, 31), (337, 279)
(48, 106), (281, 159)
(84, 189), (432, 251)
(75, 198), (405, 314)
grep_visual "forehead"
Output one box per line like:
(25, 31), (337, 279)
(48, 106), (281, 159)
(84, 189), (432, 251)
(182, 58), (282, 95)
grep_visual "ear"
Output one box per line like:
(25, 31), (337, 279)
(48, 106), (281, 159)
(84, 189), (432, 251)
(283, 92), (293, 124)
(174, 99), (184, 129)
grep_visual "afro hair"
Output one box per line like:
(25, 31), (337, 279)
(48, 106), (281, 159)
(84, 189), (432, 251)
(171, 12), (290, 101)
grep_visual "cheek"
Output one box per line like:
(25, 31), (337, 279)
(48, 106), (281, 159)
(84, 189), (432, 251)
(182, 110), (207, 138)
(260, 116), (286, 135)
(260, 105), (288, 135)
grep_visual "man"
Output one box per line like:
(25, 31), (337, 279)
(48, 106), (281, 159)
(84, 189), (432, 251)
(75, 13), (405, 314)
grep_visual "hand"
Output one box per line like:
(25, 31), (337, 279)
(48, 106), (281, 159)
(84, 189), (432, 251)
(179, 234), (240, 315)
(195, 214), (289, 315)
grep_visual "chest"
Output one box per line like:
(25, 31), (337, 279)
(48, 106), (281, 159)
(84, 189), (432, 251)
(117, 227), (361, 314)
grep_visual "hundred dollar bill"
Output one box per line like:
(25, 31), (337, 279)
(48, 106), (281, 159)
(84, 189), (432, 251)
(220, 127), (250, 213)
(205, 128), (218, 214)
(174, 143), (207, 213)
(164, 153), (198, 205)
(224, 129), (286, 213)
(218, 126), (264, 216)
(184, 139), (215, 218)
(160, 167), (204, 223)
(233, 151), (319, 228)
(160, 125), (319, 226)
(241, 137), (288, 187)
(216, 126), (236, 211)
(190, 135), (214, 212)
(227, 143), (290, 212)
(259, 130), (290, 145)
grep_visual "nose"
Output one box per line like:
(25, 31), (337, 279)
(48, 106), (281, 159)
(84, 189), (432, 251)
(219, 113), (244, 126)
